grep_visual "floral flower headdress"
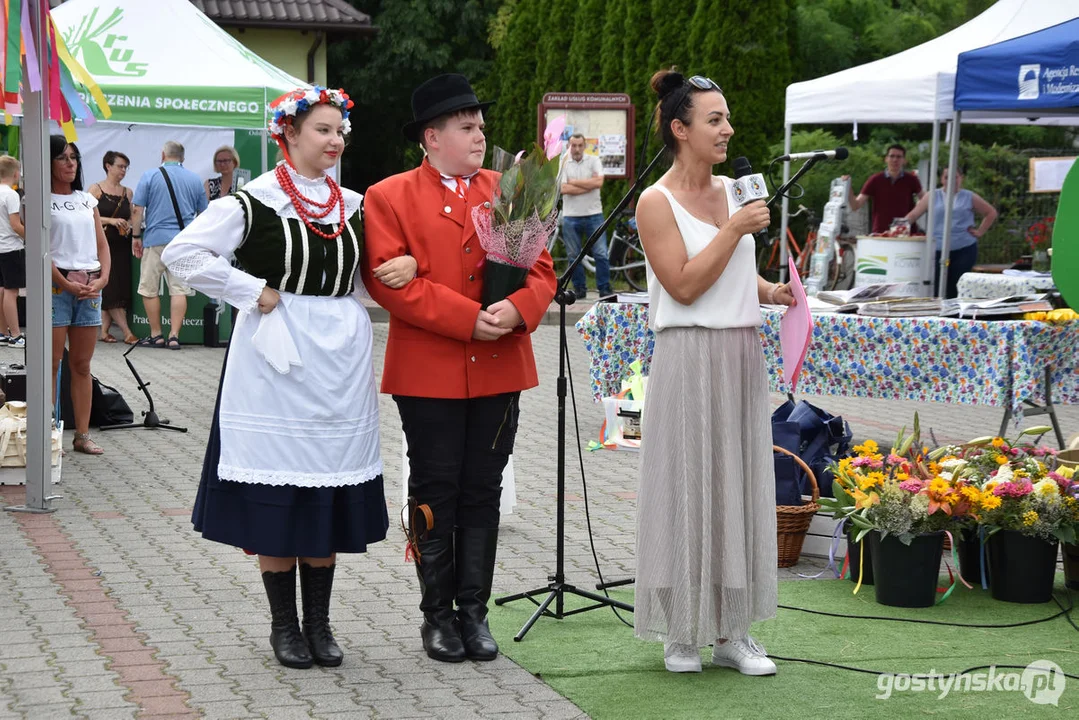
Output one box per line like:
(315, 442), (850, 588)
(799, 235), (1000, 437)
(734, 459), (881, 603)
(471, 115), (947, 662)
(268, 85), (354, 145)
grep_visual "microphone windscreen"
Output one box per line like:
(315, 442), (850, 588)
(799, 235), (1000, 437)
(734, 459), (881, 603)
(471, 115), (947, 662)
(732, 156), (753, 178)
(835, 147), (850, 160)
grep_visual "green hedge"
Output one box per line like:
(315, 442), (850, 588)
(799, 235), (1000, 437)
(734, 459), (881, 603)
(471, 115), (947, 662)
(486, 0), (793, 208)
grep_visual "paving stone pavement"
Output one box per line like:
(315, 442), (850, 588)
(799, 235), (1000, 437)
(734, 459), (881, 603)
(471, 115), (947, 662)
(1, 315), (1077, 719)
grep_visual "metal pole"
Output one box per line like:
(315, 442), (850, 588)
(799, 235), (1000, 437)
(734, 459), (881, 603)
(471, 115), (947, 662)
(261, 128), (268, 175)
(938, 111), (962, 298)
(778, 123), (792, 283)
(7, 0), (55, 514)
(924, 120), (940, 292)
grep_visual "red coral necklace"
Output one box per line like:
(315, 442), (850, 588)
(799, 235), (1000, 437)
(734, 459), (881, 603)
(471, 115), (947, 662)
(274, 163), (346, 240)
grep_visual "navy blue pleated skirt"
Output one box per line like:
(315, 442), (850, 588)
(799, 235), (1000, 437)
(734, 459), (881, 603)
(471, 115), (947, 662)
(191, 357), (389, 558)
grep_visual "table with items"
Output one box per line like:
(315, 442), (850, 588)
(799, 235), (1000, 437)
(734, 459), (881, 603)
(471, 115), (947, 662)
(576, 302), (1079, 445)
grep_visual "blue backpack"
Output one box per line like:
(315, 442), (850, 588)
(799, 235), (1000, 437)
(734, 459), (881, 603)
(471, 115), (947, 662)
(772, 398), (853, 504)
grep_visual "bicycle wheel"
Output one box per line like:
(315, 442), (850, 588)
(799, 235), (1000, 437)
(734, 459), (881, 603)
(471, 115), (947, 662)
(611, 231), (648, 292)
(549, 224), (596, 277)
(828, 244), (856, 291)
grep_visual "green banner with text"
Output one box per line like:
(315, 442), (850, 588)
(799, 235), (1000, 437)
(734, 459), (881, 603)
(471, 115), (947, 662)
(78, 86), (270, 129)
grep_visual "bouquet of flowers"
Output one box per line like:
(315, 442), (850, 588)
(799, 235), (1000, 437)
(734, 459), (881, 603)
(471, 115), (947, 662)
(472, 116), (567, 308)
(928, 428), (1077, 543)
(820, 415), (976, 545)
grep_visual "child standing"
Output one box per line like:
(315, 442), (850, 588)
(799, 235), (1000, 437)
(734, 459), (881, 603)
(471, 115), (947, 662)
(0, 156), (25, 346)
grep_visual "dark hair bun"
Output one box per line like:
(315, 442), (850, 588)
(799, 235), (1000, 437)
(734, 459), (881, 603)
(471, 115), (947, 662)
(650, 69), (684, 100)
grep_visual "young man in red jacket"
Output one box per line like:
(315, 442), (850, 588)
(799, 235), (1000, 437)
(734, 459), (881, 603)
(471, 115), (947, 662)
(362, 74), (556, 663)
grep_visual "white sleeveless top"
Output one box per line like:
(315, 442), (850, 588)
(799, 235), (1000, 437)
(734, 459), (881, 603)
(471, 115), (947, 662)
(643, 179), (762, 331)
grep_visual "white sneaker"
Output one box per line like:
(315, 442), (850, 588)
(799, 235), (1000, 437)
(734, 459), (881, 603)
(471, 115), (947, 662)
(664, 642), (702, 673)
(8, 335), (24, 347)
(711, 635), (776, 676)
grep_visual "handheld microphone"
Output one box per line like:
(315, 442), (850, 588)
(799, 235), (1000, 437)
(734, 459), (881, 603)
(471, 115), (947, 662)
(731, 156), (769, 241)
(774, 147), (849, 163)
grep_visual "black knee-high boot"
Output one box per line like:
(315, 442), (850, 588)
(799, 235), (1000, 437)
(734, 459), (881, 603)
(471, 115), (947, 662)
(415, 536), (466, 662)
(261, 567), (313, 669)
(455, 527), (499, 661)
(299, 563), (344, 667)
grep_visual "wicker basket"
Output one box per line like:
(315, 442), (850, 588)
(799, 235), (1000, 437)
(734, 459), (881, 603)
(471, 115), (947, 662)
(774, 445), (821, 568)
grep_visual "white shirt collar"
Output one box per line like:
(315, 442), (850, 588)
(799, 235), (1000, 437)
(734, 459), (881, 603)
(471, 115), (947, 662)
(439, 170), (479, 192)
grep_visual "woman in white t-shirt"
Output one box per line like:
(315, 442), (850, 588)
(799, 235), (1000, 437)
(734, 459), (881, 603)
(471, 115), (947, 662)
(50, 136), (111, 455)
(632, 70), (795, 676)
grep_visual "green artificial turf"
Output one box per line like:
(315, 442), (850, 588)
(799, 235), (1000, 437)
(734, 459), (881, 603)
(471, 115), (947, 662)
(489, 578), (1078, 720)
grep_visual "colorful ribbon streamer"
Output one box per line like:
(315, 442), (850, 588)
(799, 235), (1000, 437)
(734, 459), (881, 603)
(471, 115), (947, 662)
(3, 0), (22, 111)
(50, 15), (108, 120)
(0, 3), (110, 139)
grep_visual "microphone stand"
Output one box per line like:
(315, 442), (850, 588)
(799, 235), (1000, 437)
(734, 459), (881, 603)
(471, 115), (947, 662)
(495, 147), (667, 641)
(767, 156), (820, 209)
(767, 156), (821, 283)
(99, 344), (187, 433)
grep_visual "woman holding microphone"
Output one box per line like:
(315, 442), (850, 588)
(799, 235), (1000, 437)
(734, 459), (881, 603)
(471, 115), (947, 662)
(633, 69), (794, 675)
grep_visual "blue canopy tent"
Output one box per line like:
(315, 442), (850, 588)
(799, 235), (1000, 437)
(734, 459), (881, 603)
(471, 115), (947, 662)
(938, 17), (1079, 293)
(954, 17), (1079, 114)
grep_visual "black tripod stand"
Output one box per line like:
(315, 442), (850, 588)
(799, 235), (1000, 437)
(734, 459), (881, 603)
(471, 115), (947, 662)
(99, 344), (187, 433)
(495, 148), (667, 641)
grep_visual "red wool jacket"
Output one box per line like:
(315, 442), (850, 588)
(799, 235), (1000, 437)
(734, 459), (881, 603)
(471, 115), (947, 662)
(362, 158), (557, 399)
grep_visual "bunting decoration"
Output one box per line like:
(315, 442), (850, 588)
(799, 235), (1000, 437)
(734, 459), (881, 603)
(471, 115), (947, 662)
(1, 0), (110, 140)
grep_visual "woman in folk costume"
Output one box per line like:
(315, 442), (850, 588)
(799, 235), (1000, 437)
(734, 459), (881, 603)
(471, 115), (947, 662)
(162, 86), (417, 669)
(362, 74), (556, 663)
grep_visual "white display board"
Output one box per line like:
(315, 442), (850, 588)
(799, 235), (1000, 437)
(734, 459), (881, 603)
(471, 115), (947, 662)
(1029, 156), (1077, 194)
(544, 108), (628, 176)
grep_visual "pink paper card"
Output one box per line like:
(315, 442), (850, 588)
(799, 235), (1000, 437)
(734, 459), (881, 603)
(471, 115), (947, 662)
(778, 257), (812, 394)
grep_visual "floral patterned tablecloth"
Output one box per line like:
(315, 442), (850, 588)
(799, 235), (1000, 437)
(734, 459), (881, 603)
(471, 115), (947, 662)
(575, 302), (1079, 421)
(957, 272), (1056, 299)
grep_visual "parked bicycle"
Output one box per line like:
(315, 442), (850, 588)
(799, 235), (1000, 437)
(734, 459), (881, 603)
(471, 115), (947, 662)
(546, 209), (648, 292)
(757, 204), (815, 282)
(756, 204), (855, 291)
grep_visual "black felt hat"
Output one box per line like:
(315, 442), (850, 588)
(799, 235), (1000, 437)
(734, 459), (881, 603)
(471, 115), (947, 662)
(402, 74), (494, 142)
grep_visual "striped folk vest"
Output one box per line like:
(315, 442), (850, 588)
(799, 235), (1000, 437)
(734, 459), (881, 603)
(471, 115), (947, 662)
(232, 189), (362, 298)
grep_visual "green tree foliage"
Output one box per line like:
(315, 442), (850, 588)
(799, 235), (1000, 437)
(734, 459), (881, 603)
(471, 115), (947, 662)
(647, 0), (696, 74)
(599, 0), (626, 90)
(687, 1), (792, 173)
(485, 0), (543, 154)
(790, 0), (976, 82)
(530, 0), (577, 104)
(328, 0), (503, 190)
(567, 0), (608, 90)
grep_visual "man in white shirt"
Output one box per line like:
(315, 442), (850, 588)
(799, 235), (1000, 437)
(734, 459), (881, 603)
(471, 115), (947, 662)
(0, 156), (25, 346)
(559, 134), (611, 298)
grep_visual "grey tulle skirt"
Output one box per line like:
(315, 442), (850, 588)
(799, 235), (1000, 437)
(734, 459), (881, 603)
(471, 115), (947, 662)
(634, 326), (778, 646)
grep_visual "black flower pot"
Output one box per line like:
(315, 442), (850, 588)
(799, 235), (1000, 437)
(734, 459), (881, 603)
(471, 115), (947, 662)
(868, 530), (945, 608)
(481, 261), (530, 309)
(957, 527), (990, 588)
(987, 530), (1059, 604)
(1064, 543), (1079, 591)
(846, 528), (874, 586)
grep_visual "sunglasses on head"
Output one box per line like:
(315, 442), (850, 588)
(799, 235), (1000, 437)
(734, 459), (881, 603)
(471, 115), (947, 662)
(673, 76), (722, 114)
(687, 75), (721, 92)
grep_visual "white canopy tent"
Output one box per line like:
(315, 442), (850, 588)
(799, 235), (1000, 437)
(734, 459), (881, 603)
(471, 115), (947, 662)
(779, 0), (1079, 289)
(49, 0), (311, 181)
(52, 0), (307, 129)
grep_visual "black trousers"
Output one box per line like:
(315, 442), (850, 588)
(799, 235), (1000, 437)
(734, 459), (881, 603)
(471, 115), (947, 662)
(934, 243), (978, 299)
(395, 393), (520, 538)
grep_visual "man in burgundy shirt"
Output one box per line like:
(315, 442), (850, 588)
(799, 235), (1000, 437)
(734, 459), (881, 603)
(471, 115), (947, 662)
(846, 144), (925, 234)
